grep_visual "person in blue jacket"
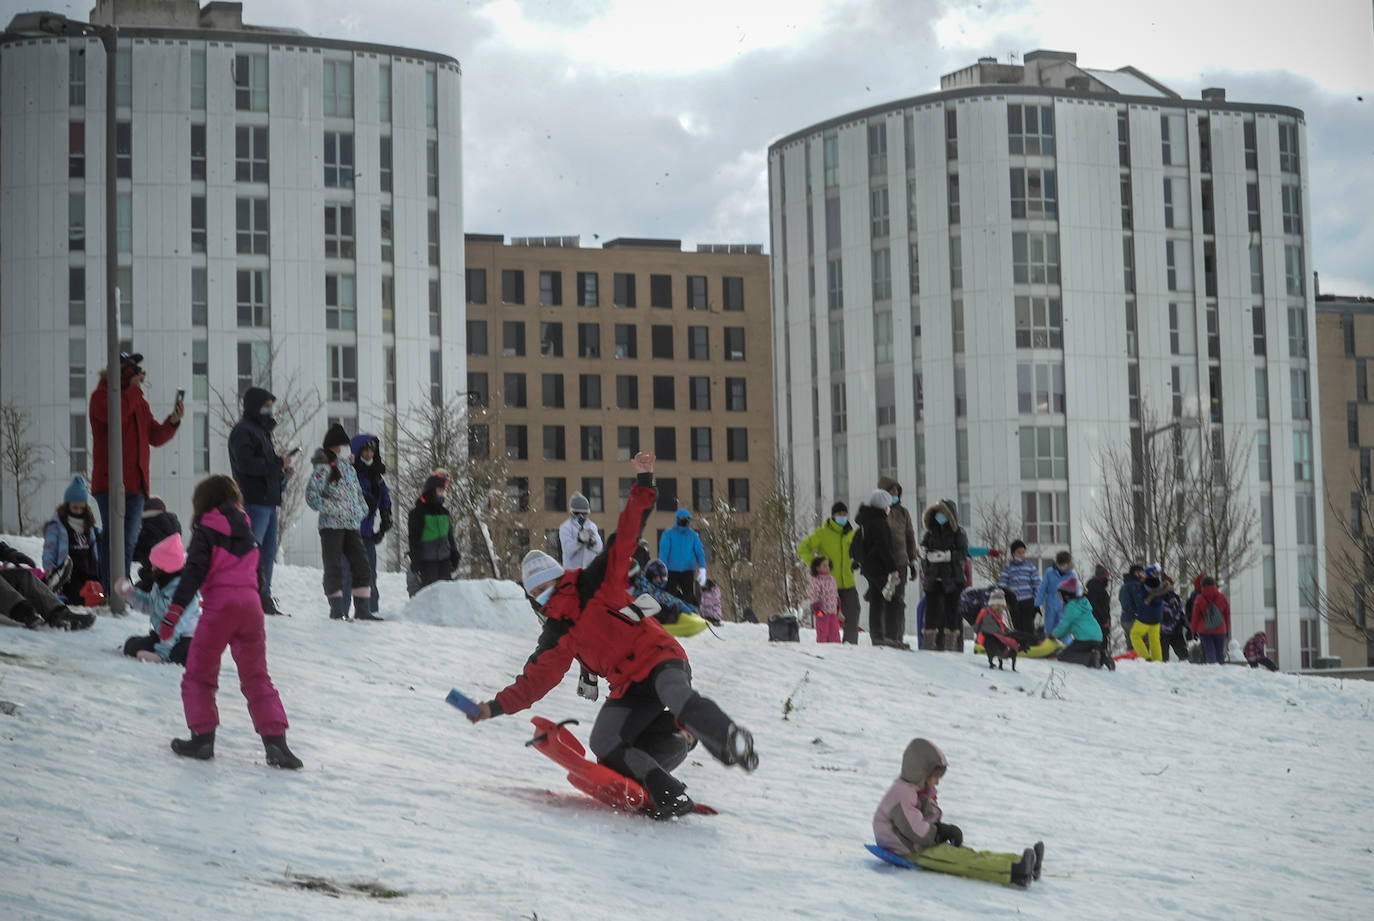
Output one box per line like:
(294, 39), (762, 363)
(1049, 577), (1111, 669)
(340, 433), (391, 620)
(1034, 550), (1074, 638)
(659, 508), (706, 607)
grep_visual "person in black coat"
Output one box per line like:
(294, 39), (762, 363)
(854, 490), (899, 648)
(131, 496), (182, 589)
(920, 498), (970, 651)
(227, 386), (294, 613)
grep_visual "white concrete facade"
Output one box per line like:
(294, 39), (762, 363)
(0, 15), (463, 564)
(768, 70), (1322, 669)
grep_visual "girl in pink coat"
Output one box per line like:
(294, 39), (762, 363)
(809, 556), (841, 642)
(872, 738), (1042, 886)
(163, 475), (300, 769)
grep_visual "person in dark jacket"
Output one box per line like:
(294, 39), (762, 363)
(1117, 564), (1145, 647)
(1084, 564), (1112, 640)
(1129, 565), (1170, 661)
(920, 498), (970, 651)
(1159, 574), (1190, 662)
(131, 496), (182, 589)
(1, 541), (91, 630)
(407, 472), (460, 596)
(878, 477), (919, 649)
(855, 490), (899, 647)
(339, 433), (391, 620)
(227, 386), (294, 614)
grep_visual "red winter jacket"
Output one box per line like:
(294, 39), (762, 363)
(89, 372), (180, 496)
(493, 475), (686, 716)
(1190, 585), (1232, 636)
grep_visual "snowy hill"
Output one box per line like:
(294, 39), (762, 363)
(2, 544), (1373, 921)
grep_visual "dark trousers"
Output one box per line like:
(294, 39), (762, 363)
(1058, 639), (1102, 668)
(665, 570), (701, 607)
(0, 569), (66, 622)
(94, 490), (145, 590)
(410, 560), (452, 596)
(123, 632), (192, 666)
(1200, 633), (1227, 664)
(1011, 599), (1037, 636)
(839, 586), (861, 644)
(341, 536), (380, 614)
(320, 529), (372, 596)
(1250, 657), (1279, 671)
(1160, 629), (1190, 662)
(926, 586), (962, 631)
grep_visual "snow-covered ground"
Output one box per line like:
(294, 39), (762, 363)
(3, 535), (1373, 921)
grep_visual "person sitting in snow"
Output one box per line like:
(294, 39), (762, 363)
(1049, 577), (1111, 669)
(115, 533), (201, 665)
(42, 476), (100, 601)
(0, 541), (92, 629)
(1244, 631), (1278, 671)
(873, 738), (1043, 887)
(634, 558), (699, 626)
(130, 496), (182, 590)
(466, 453), (757, 819)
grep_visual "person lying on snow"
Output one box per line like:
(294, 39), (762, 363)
(466, 453), (757, 819)
(873, 738), (1043, 887)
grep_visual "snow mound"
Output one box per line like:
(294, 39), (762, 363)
(397, 577), (534, 633)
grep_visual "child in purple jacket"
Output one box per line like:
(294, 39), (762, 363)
(873, 738), (1042, 887)
(163, 474), (301, 769)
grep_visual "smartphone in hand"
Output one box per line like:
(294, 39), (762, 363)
(175, 388), (185, 404)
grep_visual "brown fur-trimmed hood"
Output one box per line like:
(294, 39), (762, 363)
(922, 499), (957, 532)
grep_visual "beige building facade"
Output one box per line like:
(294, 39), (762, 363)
(463, 235), (773, 609)
(1315, 295), (1374, 667)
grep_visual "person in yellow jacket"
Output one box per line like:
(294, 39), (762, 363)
(797, 501), (861, 644)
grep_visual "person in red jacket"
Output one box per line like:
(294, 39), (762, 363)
(89, 352), (182, 590)
(467, 453), (757, 818)
(1189, 575), (1232, 664)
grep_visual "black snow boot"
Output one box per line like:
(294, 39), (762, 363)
(327, 596), (349, 620)
(643, 767), (694, 820)
(1010, 847), (1037, 888)
(50, 606), (95, 630)
(6, 601), (42, 629)
(354, 607), (384, 621)
(263, 734), (303, 770)
(171, 730), (216, 760)
(724, 724), (759, 772)
(1032, 840), (1044, 880)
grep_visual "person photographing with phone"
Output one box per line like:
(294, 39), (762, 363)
(228, 387), (294, 615)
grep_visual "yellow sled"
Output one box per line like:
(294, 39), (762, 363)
(973, 638), (1063, 658)
(663, 613), (711, 638)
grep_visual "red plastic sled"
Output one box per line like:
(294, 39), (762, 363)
(527, 716), (717, 816)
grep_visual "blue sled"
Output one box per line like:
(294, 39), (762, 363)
(865, 843), (918, 869)
(446, 688), (482, 718)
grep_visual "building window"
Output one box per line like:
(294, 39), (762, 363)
(872, 248), (892, 301)
(1160, 113), (1183, 166)
(1010, 167), (1057, 219)
(829, 317), (846, 371)
(113, 47), (131, 106)
(614, 273), (637, 307)
(324, 274), (356, 330)
(652, 376), (675, 410)
(1163, 177), (1190, 229)
(682, 274), (709, 311)
(617, 426), (640, 461)
(377, 61), (391, 122)
(1012, 231), (1060, 285)
(826, 259), (844, 311)
(1257, 430), (1271, 482)
(580, 426), (603, 462)
(543, 426), (566, 461)
(947, 173), (960, 225)
(949, 236), (963, 290)
(726, 427), (749, 462)
(577, 322), (600, 358)
(466, 422), (489, 459)
(184, 337), (209, 401)
(1116, 110), (1129, 166)
(1122, 236), (1135, 293)
(466, 319), (487, 356)
(689, 376), (710, 411)
(728, 479), (750, 513)
(69, 121), (85, 178)
(503, 321), (525, 357)
(725, 377), (747, 412)
(654, 426), (677, 461)
(692, 478), (714, 514)
(650, 325), (674, 360)
(679, 325), (707, 361)
(1017, 361), (1066, 414)
(505, 426), (528, 461)
(68, 337), (86, 399)
(1021, 426), (1068, 479)
(426, 140), (439, 197)
(189, 123), (207, 181)
(324, 203), (355, 259)
(187, 47), (206, 109)
(871, 186), (890, 238)
(1255, 368), (1269, 419)
(1291, 369), (1310, 420)
(322, 58), (354, 117)
(503, 372), (528, 408)
(234, 53), (267, 111)
(466, 267), (487, 304)
(466, 372), (489, 408)
(327, 344), (357, 402)
(1168, 301), (1196, 356)
(823, 135), (839, 186)
(425, 68), (438, 127)
(579, 374), (601, 410)
(235, 125), (268, 183)
(723, 276), (744, 311)
(616, 375), (638, 410)
(235, 341), (270, 394)
(1165, 239), (1191, 291)
(868, 121), (887, 175)
(874, 311), (894, 363)
(236, 269), (269, 328)
(113, 193), (131, 256)
(68, 45), (87, 106)
(189, 413), (209, 474)
(236, 197), (268, 254)
(1022, 490), (1069, 543)
(1250, 243), (1264, 295)
(502, 269), (525, 305)
(69, 413), (88, 473)
(614, 324), (637, 359)
(506, 477), (530, 511)
(427, 209), (440, 267)
(1288, 306), (1308, 358)
(724, 327), (745, 361)
(379, 207), (393, 263)
(1247, 182), (1261, 232)
(1281, 185), (1302, 235)
(1351, 403), (1361, 448)
(1120, 175), (1133, 229)
(1015, 296), (1062, 348)
(539, 321), (563, 357)
(691, 427), (712, 462)
(1206, 303), (1221, 360)
(323, 132), (354, 188)
(378, 136), (392, 192)
(1278, 122), (1300, 174)
(68, 190), (85, 253)
(877, 374), (898, 425)
(651, 274), (674, 309)
(655, 478), (679, 512)
(578, 271), (599, 306)
(581, 478), (605, 513)
(1284, 245), (1304, 297)
(832, 381), (847, 434)
(1008, 103), (1054, 155)
(190, 195), (207, 253)
(115, 120), (131, 178)
(1293, 432), (1313, 482)
(191, 267), (207, 327)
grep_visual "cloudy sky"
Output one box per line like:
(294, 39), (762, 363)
(10, 0), (1373, 293)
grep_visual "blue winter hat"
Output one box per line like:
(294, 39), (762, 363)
(675, 509), (691, 521)
(63, 476), (90, 505)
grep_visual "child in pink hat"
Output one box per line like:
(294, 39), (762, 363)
(115, 533), (202, 665)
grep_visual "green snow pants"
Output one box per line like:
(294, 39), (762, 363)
(909, 843), (1021, 885)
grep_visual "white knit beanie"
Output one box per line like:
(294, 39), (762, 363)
(868, 490), (892, 510)
(521, 550), (564, 593)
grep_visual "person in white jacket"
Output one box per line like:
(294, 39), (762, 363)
(558, 492), (603, 570)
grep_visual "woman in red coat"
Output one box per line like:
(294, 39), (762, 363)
(89, 353), (182, 589)
(467, 453), (757, 818)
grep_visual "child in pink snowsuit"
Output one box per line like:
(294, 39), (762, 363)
(164, 475), (301, 769)
(810, 556), (841, 643)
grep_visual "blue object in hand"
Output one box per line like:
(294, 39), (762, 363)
(446, 688), (482, 718)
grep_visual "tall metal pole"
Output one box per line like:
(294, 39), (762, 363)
(102, 27), (125, 613)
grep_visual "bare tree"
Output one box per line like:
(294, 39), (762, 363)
(1315, 473), (1374, 649)
(970, 494), (1022, 586)
(208, 345), (323, 558)
(698, 494), (751, 621)
(753, 464), (808, 617)
(0, 400), (49, 533)
(1184, 423), (1260, 583)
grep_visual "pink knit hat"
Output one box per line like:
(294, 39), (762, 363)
(149, 534), (185, 572)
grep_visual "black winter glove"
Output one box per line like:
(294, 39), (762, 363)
(909, 563), (919, 580)
(376, 508), (393, 541)
(935, 822), (963, 847)
(0, 543), (36, 568)
(851, 560), (861, 572)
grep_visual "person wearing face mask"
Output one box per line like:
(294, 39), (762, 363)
(878, 477), (919, 649)
(228, 386), (294, 615)
(338, 434), (391, 620)
(407, 472), (460, 596)
(42, 475), (101, 601)
(305, 424), (372, 620)
(89, 351), (183, 591)
(919, 499), (971, 651)
(466, 454), (758, 820)
(558, 491), (603, 570)
(798, 501), (861, 643)
(658, 507), (707, 608)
